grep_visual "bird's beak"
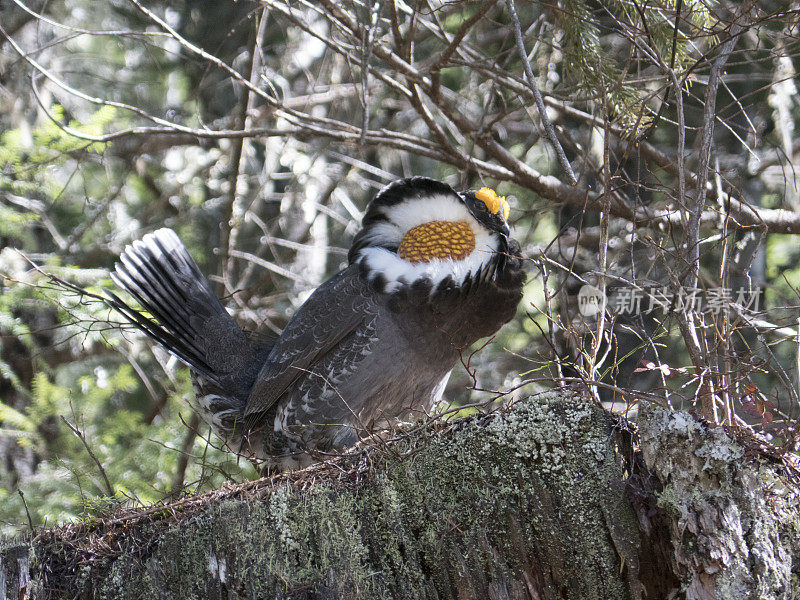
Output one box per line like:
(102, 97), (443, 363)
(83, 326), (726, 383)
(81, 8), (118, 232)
(499, 222), (510, 237)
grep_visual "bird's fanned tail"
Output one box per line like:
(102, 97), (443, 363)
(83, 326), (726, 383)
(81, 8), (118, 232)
(106, 229), (262, 389)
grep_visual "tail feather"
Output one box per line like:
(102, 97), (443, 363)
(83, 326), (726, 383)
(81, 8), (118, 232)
(114, 246), (200, 350)
(119, 246), (189, 323)
(107, 229), (255, 387)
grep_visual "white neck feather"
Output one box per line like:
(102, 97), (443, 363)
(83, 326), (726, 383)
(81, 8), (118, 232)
(354, 193), (500, 293)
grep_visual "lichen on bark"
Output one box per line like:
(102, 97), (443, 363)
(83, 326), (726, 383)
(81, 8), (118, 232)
(1, 392), (798, 600)
(638, 405), (800, 600)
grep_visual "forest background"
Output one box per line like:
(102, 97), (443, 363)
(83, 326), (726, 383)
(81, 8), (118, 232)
(1, 0), (798, 535)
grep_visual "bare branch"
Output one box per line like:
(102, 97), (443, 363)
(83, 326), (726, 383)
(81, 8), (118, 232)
(505, 0), (577, 184)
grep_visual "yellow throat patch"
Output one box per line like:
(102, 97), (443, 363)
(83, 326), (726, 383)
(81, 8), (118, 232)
(398, 220), (476, 263)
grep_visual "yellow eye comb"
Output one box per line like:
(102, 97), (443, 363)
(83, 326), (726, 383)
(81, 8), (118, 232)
(475, 188), (510, 221)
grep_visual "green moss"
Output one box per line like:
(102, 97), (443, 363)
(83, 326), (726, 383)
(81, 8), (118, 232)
(17, 394), (644, 599)
(7, 395), (798, 598)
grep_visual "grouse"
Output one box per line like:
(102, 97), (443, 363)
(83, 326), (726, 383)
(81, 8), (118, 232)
(108, 177), (525, 468)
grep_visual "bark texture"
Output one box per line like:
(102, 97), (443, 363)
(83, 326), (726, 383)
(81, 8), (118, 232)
(1, 392), (798, 600)
(637, 408), (800, 599)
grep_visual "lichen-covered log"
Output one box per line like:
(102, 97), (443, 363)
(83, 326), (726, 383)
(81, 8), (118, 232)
(1, 393), (798, 600)
(637, 408), (800, 599)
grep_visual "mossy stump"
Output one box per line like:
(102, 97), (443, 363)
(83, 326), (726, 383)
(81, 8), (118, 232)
(2, 392), (798, 600)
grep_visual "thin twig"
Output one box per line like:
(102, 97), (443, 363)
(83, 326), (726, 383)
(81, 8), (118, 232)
(430, 0), (499, 101)
(682, 0), (757, 422)
(688, 3), (757, 289)
(360, 0), (381, 146)
(61, 402), (115, 497)
(171, 413), (201, 493)
(222, 8), (266, 295)
(505, 0), (577, 184)
(18, 489), (35, 532)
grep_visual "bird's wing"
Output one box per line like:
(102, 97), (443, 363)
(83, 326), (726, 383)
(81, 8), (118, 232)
(243, 264), (376, 424)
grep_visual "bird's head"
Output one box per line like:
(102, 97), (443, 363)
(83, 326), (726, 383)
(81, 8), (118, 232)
(349, 177), (514, 292)
(462, 187), (511, 237)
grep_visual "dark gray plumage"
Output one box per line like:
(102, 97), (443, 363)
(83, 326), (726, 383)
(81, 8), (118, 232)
(108, 177), (524, 467)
